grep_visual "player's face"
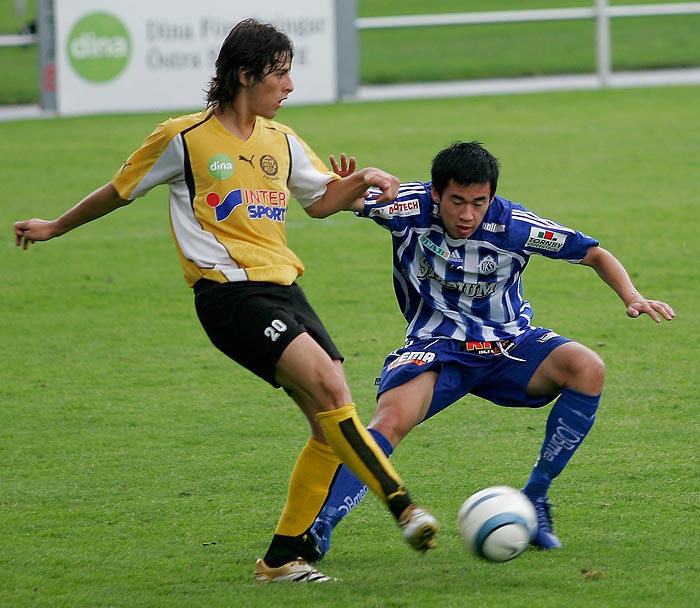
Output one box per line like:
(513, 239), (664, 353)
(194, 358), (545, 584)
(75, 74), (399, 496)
(245, 57), (294, 119)
(433, 180), (493, 239)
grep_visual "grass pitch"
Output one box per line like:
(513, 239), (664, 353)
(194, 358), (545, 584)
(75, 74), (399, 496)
(1, 86), (699, 607)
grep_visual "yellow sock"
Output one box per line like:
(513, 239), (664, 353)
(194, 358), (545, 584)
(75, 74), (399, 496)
(275, 437), (342, 537)
(316, 403), (411, 518)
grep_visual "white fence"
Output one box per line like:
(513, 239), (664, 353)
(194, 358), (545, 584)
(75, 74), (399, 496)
(352, 1), (700, 101)
(0, 33), (35, 47)
(0, 0), (34, 46)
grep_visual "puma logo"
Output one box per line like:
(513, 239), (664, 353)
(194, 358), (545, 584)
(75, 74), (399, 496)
(238, 154), (255, 167)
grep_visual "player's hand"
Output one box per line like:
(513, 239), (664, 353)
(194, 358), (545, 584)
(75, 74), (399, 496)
(330, 153), (357, 178)
(626, 298), (675, 323)
(14, 219), (56, 250)
(362, 168), (400, 205)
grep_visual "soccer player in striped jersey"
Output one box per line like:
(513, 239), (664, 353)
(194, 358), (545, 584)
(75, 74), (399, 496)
(306, 141), (674, 560)
(14, 18), (438, 583)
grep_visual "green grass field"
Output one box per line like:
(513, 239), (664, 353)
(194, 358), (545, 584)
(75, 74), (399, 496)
(1, 85), (698, 607)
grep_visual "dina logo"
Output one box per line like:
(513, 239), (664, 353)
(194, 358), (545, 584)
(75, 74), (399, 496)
(68, 12), (131, 83)
(208, 154), (234, 180)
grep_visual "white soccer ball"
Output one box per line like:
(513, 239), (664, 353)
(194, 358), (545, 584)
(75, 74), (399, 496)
(457, 485), (537, 562)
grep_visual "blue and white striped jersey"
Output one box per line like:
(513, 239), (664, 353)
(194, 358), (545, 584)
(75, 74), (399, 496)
(360, 181), (599, 342)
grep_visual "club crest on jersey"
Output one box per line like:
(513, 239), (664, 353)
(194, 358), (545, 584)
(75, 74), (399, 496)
(206, 188), (287, 222)
(260, 154), (279, 177)
(525, 227), (567, 252)
(478, 255), (497, 275)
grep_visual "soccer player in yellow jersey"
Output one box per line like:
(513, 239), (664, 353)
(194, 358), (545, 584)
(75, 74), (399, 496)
(14, 18), (437, 582)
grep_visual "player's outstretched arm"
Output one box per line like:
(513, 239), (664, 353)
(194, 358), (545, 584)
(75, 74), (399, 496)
(305, 158), (398, 218)
(15, 183), (130, 250)
(580, 246), (675, 322)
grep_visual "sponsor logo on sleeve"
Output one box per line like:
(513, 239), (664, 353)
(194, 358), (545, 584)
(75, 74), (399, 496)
(525, 227), (567, 252)
(369, 198), (420, 218)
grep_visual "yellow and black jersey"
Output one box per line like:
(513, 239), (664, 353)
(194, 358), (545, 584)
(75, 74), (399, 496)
(112, 110), (337, 287)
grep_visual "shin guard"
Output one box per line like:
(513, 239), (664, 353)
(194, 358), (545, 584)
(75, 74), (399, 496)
(316, 404), (411, 519)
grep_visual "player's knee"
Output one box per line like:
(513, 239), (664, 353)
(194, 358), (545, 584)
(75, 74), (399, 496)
(370, 414), (413, 447)
(573, 349), (605, 394)
(315, 367), (352, 408)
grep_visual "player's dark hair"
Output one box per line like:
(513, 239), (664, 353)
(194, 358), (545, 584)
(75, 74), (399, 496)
(206, 18), (294, 109)
(431, 141), (500, 199)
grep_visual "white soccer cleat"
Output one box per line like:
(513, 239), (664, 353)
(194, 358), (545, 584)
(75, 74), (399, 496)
(254, 558), (337, 583)
(399, 505), (438, 553)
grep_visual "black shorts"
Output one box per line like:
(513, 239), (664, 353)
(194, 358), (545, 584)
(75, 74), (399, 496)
(193, 279), (343, 387)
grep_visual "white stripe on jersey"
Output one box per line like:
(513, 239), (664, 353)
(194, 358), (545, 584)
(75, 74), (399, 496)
(169, 180), (241, 274)
(407, 299), (441, 338)
(394, 226), (424, 260)
(511, 209), (576, 234)
(367, 181), (426, 201)
(396, 181), (427, 196)
(287, 134), (336, 207)
(130, 135), (184, 199)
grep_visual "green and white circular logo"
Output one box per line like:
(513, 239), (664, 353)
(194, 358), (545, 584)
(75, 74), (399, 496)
(67, 12), (131, 83)
(208, 154), (234, 180)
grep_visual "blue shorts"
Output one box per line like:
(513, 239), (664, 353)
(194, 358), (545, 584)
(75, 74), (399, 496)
(376, 327), (571, 422)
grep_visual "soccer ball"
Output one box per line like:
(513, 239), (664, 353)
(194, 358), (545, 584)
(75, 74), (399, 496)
(458, 486), (537, 562)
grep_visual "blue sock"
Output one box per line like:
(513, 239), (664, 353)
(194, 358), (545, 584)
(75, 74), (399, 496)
(317, 428), (393, 526)
(523, 388), (600, 500)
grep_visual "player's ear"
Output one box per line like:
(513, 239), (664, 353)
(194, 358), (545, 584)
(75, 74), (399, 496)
(239, 69), (252, 87)
(430, 185), (440, 204)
